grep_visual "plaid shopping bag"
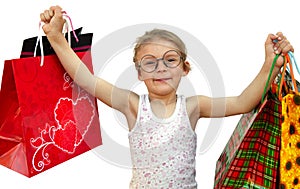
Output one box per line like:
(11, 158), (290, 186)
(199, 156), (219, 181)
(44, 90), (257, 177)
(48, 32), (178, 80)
(240, 178), (267, 189)
(214, 91), (281, 189)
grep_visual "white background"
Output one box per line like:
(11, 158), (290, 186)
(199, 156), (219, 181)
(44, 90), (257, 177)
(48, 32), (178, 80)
(1, 0), (300, 188)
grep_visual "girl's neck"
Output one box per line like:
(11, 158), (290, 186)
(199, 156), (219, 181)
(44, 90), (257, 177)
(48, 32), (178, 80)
(148, 93), (178, 119)
(148, 92), (177, 105)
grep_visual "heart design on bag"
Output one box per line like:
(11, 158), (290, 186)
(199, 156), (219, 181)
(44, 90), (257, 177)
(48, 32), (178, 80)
(53, 97), (95, 152)
(52, 120), (77, 153)
(30, 93), (96, 172)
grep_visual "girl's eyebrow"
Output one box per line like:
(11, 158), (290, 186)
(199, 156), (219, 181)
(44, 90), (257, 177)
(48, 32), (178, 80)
(142, 49), (180, 57)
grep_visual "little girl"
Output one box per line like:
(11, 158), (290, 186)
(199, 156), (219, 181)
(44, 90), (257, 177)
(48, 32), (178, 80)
(40, 6), (294, 189)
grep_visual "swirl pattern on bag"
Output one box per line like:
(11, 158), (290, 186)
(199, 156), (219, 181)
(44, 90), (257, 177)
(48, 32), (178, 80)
(30, 73), (95, 172)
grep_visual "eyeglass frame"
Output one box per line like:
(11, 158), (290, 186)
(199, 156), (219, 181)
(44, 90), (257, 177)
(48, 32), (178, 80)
(136, 50), (184, 73)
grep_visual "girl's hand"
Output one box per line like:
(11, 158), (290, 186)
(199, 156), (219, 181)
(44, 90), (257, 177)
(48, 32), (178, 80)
(40, 5), (65, 38)
(265, 32), (294, 69)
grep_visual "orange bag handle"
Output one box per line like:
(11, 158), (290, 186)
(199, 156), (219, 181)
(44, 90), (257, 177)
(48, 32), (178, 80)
(278, 54), (299, 101)
(262, 53), (299, 103)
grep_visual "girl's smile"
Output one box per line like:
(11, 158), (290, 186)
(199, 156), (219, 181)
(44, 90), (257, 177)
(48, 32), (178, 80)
(153, 78), (171, 82)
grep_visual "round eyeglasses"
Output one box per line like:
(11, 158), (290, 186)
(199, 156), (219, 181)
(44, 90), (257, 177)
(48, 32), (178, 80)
(137, 50), (183, 73)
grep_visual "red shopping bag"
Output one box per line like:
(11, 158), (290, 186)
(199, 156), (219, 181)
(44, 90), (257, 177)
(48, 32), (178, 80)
(0, 32), (102, 177)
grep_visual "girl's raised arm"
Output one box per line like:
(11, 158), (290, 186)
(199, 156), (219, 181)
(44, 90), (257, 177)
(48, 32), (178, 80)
(192, 32), (293, 119)
(40, 6), (139, 128)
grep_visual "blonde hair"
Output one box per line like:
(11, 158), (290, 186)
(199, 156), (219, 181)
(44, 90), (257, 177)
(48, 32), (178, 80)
(133, 29), (190, 72)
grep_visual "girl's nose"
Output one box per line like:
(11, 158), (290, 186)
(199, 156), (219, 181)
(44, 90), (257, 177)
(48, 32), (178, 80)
(156, 59), (167, 72)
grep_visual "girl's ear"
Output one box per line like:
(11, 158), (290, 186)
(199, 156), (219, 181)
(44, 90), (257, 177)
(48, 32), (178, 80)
(138, 70), (144, 81)
(135, 64), (143, 81)
(182, 61), (190, 76)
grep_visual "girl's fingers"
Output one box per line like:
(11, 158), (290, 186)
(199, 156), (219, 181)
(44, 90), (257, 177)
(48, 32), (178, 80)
(49, 8), (54, 17)
(273, 35), (294, 55)
(40, 12), (46, 22)
(50, 5), (62, 17)
(40, 10), (52, 23)
(40, 6), (59, 23)
(279, 39), (294, 55)
(43, 10), (51, 21)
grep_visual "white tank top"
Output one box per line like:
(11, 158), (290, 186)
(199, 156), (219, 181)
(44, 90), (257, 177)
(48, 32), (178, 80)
(128, 94), (197, 189)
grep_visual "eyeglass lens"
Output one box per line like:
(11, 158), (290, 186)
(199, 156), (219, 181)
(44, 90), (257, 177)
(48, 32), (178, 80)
(140, 50), (182, 72)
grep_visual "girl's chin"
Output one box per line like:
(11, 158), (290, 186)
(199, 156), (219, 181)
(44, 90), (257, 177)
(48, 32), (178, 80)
(151, 84), (176, 94)
(144, 78), (178, 92)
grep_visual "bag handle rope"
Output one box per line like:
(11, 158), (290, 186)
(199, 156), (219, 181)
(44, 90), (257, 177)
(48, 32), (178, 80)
(278, 54), (299, 100)
(261, 54), (279, 103)
(262, 52), (299, 103)
(34, 11), (79, 66)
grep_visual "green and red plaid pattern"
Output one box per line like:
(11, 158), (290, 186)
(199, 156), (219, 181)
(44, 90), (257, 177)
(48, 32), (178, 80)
(240, 180), (267, 189)
(214, 94), (281, 189)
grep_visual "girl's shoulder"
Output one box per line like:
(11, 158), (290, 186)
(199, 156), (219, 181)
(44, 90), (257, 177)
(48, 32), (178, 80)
(186, 96), (200, 110)
(185, 96), (202, 130)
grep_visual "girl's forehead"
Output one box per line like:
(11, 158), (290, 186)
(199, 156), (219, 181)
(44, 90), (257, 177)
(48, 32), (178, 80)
(137, 40), (179, 57)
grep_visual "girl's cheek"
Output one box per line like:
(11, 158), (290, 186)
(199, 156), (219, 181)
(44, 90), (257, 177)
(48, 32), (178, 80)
(139, 72), (154, 81)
